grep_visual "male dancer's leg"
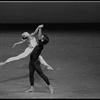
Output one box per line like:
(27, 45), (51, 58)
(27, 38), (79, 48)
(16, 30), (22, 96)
(25, 62), (35, 93)
(35, 60), (53, 94)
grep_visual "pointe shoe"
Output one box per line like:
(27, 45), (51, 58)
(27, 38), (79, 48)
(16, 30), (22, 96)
(25, 87), (34, 93)
(47, 66), (54, 70)
(0, 62), (4, 66)
(49, 85), (53, 94)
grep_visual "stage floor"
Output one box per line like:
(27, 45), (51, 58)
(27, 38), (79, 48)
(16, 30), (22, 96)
(0, 30), (100, 98)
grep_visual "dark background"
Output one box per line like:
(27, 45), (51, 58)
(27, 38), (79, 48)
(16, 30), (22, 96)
(0, 1), (100, 23)
(0, 1), (100, 32)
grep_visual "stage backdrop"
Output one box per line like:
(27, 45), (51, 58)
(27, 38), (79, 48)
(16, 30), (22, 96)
(0, 1), (100, 23)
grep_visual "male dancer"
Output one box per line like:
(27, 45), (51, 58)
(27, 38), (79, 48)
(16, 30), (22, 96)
(25, 25), (53, 94)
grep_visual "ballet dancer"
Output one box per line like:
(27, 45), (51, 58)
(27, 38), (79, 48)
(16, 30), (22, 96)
(25, 26), (53, 94)
(0, 25), (53, 70)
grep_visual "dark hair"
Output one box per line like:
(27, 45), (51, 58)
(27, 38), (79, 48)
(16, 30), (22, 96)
(42, 34), (49, 45)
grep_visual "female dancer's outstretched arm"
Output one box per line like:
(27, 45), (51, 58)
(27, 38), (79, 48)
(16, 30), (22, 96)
(13, 39), (26, 48)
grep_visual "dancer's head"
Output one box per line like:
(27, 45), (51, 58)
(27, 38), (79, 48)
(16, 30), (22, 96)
(21, 32), (30, 40)
(41, 34), (49, 45)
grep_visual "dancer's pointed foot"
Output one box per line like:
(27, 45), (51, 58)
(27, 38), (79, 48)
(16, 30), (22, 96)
(0, 62), (5, 66)
(25, 87), (34, 93)
(49, 85), (54, 94)
(47, 66), (54, 70)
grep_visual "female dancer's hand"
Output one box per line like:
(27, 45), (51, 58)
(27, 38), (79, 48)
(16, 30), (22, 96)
(12, 44), (16, 48)
(38, 24), (44, 28)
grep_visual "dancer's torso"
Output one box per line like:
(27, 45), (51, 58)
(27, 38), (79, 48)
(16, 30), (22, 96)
(30, 35), (49, 62)
(28, 37), (37, 48)
(30, 40), (43, 62)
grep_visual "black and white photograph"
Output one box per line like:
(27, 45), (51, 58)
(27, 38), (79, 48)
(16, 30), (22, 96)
(0, 1), (100, 99)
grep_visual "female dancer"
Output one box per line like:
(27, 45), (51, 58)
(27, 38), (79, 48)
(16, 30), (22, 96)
(0, 25), (53, 70)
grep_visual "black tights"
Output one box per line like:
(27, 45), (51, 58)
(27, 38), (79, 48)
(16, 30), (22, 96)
(29, 60), (50, 86)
